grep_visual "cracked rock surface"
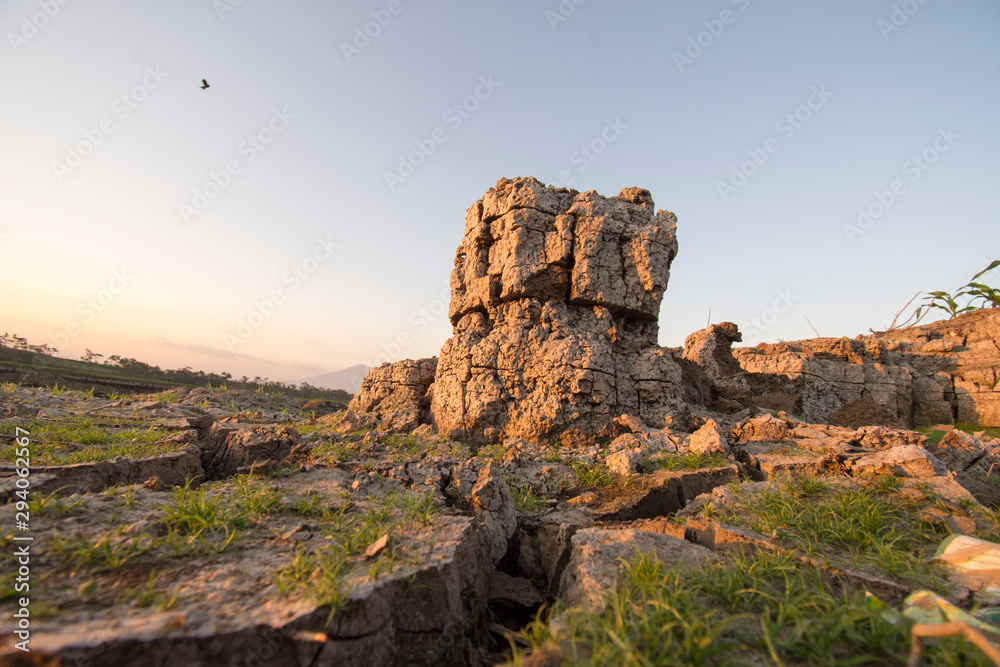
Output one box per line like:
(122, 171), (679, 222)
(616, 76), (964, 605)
(432, 177), (685, 446)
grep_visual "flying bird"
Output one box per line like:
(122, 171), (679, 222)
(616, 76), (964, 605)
(200, 79), (210, 89)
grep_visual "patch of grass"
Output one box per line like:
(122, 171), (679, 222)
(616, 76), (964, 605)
(289, 489), (329, 517)
(274, 547), (352, 621)
(0, 418), (173, 465)
(116, 570), (178, 609)
(652, 451), (729, 471)
(400, 491), (436, 526)
(384, 433), (422, 457)
(507, 477), (543, 514)
(571, 461), (612, 488)
(260, 461), (298, 478)
(50, 529), (154, 570)
(274, 489), (432, 621)
(1, 381), (18, 392)
(476, 443), (506, 463)
(27, 489), (85, 517)
(917, 424), (1000, 448)
(295, 423), (328, 437)
(509, 549), (990, 667)
(717, 477), (952, 590)
(230, 475), (284, 518)
(116, 485), (139, 508)
(917, 428), (948, 448)
(346, 423), (375, 437)
(158, 481), (246, 553)
(313, 440), (351, 464)
(975, 506), (1000, 540)
(158, 391), (178, 404)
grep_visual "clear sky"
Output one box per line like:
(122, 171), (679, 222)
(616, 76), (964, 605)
(2, 0), (998, 383)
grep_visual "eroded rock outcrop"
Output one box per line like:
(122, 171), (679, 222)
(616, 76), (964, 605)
(683, 322), (743, 380)
(732, 308), (1000, 427)
(432, 177), (685, 445)
(348, 358), (437, 432)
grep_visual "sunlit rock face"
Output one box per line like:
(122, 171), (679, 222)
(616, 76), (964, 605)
(432, 177), (686, 446)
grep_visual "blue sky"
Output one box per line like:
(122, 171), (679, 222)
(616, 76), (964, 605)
(1, 0), (998, 383)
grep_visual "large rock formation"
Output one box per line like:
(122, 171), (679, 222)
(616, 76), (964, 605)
(731, 308), (1000, 427)
(348, 177), (999, 444)
(431, 177), (685, 445)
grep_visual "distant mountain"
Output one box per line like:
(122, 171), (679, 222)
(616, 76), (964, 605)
(297, 364), (370, 393)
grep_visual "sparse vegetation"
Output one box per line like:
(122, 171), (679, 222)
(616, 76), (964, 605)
(50, 529), (154, 570)
(272, 488), (437, 618)
(0, 417), (174, 465)
(651, 451), (730, 471)
(508, 548), (990, 666)
(159, 481), (247, 553)
(571, 460), (613, 488)
(918, 424), (1000, 448)
(384, 433), (423, 457)
(507, 476), (543, 514)
(715, 476), (953, 590)
(27, 488), (85, 517)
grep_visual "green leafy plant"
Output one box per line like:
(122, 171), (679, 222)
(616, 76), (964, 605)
(889, 260), (999, 330)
